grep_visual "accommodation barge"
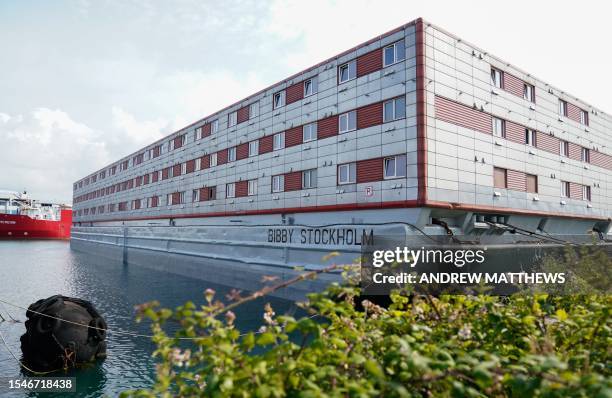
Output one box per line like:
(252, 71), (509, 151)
(71, 19), (612, 299)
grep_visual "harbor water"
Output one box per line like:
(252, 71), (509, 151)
(0, 241), (301, 397)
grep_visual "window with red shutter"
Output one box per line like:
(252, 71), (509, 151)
(186, 159), (195, 173)
(286, 82), (303, 105)
(237, 143), (249, 160)
(217, 149), (228, 165)
(356, 158), (384, 183)
(284, 171), (302, 191)
(285, 127), (302, 147)
(200, 154), (210, 169)
(202, 122), (212, 137)
(235, 180), (249, 197)
(237, 106), (249, 124)
(259, 135), (274, 154)
(199, 187), (209, 201)
(494, 168), (507, 189)
(172, 164), (182, 177)
(526, 174), (538, 193)
(357, 102), (383, 130)
(199, 186), (216, 201)
(318, 115), (339, 139)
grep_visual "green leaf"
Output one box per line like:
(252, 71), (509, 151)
(256, 332), (276, 346)
(555, 309), (568, 321)
(364, 359), (384, 379)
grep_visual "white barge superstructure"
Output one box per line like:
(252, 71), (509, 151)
(71, 19), (612, 299)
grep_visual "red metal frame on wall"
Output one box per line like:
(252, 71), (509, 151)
(415, 18), (427, 206)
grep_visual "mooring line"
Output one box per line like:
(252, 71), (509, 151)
(0, 298), (317, 341)
(0, 302), (18, 322)
(0, 328), (60, 376)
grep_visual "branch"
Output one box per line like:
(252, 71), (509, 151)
(422, 294), (442, 321)
(216, 263), (356, 316)
(584, 313), (606, 372)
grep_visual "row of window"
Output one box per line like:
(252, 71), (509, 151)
(272, 77), (319, 109)
(75, 97), (407, 201)
(74, 152), (408, 206)
(337, 155), (407, 184)
(493, 167), (591, 201)
(272, 40), (404, 107)
(490, 67), (589, 126)
(75, 40), (409, 190)
(490, 67), (535, 102)
(491, 117), (591, 162)
(560, 181), (591, 201)
(195, 95), (405, 162)
(75, 155), (409, 216)
(336, 40), (406, 85)
(558, 99), (589, 125)
(493, 167), (538, 193)
(559, 140), (590, 162)
(76, 159), (591, 218)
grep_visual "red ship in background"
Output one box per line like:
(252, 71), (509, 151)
(0, 190), (72, 239)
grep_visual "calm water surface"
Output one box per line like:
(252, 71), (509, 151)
(0, 241), (300, 397)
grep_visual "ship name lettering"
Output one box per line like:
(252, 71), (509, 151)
(300, 228), (374, 246)
(267, 228), (294, 243)
(268, 228), (374, 246)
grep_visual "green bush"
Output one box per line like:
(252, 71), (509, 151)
(123, 262), (611, 397)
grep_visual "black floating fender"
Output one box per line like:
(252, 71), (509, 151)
(20, 295), (107, 372)
(88, 317), (107, 341)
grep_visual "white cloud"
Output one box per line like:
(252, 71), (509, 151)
(263, 0), (411, 71)
(155, 70), (266, 128)
(110, 68), (267, 148)
(0, 108), (109, 203)
(111, 106), (167, 145)
(0, 68), (266, 204)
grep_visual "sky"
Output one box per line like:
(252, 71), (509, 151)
(0, 0), (610, 203)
